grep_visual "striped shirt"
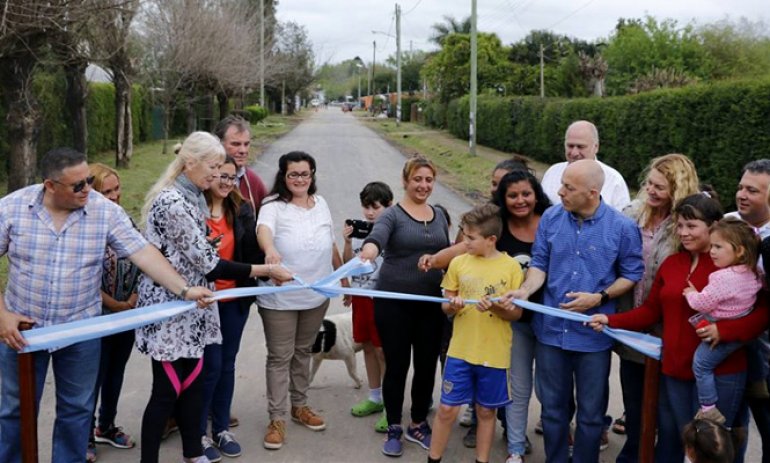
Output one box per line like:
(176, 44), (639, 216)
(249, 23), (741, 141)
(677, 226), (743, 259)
(0, 185), (147, 327)
(531, 201), (643, 352)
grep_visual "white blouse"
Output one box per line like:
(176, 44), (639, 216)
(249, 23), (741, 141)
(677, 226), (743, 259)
(257, 194), (336, 310)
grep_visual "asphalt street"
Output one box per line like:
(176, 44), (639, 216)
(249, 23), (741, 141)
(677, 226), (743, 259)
(31, 108), (761, 462)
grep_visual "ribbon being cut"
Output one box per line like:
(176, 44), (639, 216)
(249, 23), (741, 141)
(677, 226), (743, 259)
(20, 258), (662, 359)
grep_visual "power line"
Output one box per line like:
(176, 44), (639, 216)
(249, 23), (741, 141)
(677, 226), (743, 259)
(545, 0), (597, 30)
(402, 0), (423, 16)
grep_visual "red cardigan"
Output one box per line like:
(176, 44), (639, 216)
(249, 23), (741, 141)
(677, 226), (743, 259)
(608, 251), (769, 381)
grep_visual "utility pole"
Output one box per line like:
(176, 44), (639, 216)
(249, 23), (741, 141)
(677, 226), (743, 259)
(469, 0), (477, 155)
(369, 40), (375, 97)
(396, 3), (402, 126)
(540, 43), (545, 99)
(259, 0), (265, 107)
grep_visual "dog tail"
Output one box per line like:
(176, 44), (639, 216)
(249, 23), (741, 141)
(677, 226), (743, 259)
(311, 319), (337, 354)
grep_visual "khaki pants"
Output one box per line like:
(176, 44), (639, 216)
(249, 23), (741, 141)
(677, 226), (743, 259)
(259, 300), (329, 420)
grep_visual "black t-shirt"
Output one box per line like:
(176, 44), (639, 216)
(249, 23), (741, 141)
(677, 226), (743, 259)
(497, 225), (543, 323)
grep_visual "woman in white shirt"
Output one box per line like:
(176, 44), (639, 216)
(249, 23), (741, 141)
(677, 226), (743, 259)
(256, 151), (345, 450)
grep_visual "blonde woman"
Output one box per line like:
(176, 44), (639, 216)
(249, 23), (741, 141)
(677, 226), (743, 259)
(86, 163), (140, 462)
(136, 132), (292, 463)
(614, 153), (700, 462)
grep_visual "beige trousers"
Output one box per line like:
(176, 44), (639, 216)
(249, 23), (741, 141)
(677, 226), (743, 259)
(258, 300), (329, 420)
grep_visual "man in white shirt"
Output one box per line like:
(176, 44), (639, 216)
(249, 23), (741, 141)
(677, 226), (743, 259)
(725, 159), (770, 238)
(541, 120), (630, 211)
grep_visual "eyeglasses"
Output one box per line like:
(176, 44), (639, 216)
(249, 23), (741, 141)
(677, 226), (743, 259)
(286, 171), (313, 180)
(51, 175), (95, 193)
(219, 174), (237, 185)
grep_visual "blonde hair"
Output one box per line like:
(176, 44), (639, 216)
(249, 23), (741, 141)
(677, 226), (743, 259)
(402, 155), (436, 182)
(636, 154), (700, 231)
(141, 131), (226, 224)
(89, 162), (119, 193)
(461, 203), (502, 240)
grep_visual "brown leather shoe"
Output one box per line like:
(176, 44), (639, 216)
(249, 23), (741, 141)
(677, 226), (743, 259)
(263, 420), (286, 450)
(291, 405), (326, 431)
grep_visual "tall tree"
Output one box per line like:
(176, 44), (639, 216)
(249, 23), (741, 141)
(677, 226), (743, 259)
(267, 21), (314, 115)
(0, 1), (99, 191)
(429, 15), (472, 47)
(603, 16), (711, 95)
(89, 0), (140, 167)
(422, 33), (511, 102)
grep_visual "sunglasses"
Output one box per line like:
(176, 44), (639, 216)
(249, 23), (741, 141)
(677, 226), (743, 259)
(51, 175), (95, 193)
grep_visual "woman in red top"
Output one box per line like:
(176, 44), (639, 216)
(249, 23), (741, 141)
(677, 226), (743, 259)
(198, 156), (264, 460)
(590, 193), (769, 461)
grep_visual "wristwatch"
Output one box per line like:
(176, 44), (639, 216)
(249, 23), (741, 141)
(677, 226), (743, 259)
(599, 290), (610, 305)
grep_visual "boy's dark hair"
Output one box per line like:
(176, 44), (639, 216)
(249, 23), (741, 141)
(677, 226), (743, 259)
(682, 419), (735, 463)
(460, 203), (502, 240)
(360, 181), (394, 207)
(674, 193), (723, 227)
(40, 147), (86, 180)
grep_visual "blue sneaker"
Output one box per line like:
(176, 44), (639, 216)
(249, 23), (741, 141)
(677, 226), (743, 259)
(405, 422), (432, 450)
(201, 436), (222, 462)
(214, 431), (241, 457)
(382, 425), (403, 457)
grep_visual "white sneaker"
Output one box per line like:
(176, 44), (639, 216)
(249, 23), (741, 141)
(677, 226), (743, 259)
(506, 454), (524, 463)
(459, 405), (474, 427)
(182, 457), (211, 463)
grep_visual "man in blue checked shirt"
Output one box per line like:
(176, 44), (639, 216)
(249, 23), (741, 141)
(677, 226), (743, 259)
(0, 147), (213, 463)
(506, 159), (643, 463)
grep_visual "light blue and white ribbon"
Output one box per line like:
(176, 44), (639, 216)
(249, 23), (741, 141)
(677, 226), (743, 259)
(20, 257), (661, 359)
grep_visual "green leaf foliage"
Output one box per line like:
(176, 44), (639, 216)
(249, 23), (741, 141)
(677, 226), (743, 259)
(244, 104), (269, 123)
(435, 78), (770, 207)
(421, 32), (512, 103)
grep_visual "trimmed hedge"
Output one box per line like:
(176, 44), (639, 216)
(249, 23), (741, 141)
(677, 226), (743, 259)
(1, 72), (154, 163)
(435, 79), (770, 206)
(244, 104), (268, 123)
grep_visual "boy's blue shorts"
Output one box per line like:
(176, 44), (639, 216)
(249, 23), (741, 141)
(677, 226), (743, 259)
(440, 356), (512, 408)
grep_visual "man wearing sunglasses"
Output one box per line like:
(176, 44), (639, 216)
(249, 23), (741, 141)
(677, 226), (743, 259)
(0, 147), (214, 463)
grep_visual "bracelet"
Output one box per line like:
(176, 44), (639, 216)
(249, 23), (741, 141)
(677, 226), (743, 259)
(179, 285), (191, 299)
(267, 264), (273, 278)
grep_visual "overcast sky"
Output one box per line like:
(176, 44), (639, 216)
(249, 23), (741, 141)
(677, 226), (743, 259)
(275, 0), (768, 66)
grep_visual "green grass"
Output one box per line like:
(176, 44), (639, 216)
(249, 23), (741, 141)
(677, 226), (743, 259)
(0, 113), (302, 287)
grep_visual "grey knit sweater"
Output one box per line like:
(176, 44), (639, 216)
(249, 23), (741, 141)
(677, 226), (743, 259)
(364, 204), (450, 297)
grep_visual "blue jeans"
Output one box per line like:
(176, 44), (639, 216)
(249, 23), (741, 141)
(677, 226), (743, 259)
(693, 340), (742, 406)
(0, 339), (100, 463)
(656, 372), (746, 462)
(505, 322), (536, 456)
(534, 342), (610, 463)
(200, 300), (249, 436)
(616, 358), (645, 463)
(93, 329), (134, 431)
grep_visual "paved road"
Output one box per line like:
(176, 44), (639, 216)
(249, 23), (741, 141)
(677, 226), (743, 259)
(33, 108), (760, 462)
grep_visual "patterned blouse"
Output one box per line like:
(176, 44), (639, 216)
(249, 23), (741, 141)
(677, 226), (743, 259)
(135, 187), (222, 361)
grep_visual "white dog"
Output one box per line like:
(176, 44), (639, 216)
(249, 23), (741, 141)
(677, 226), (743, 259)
(309, 312), (363, 388)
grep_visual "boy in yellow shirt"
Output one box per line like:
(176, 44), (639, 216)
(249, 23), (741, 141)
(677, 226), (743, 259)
(428, 203), (524, 463)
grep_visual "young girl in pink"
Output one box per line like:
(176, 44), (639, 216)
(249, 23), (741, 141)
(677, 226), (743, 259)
(683, 218), (762, 424)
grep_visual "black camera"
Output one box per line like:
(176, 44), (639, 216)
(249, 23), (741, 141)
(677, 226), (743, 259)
(346, 219), (373, 239)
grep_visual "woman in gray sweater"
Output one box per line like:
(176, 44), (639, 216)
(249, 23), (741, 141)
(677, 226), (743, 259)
(359, 156), (450, 457)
